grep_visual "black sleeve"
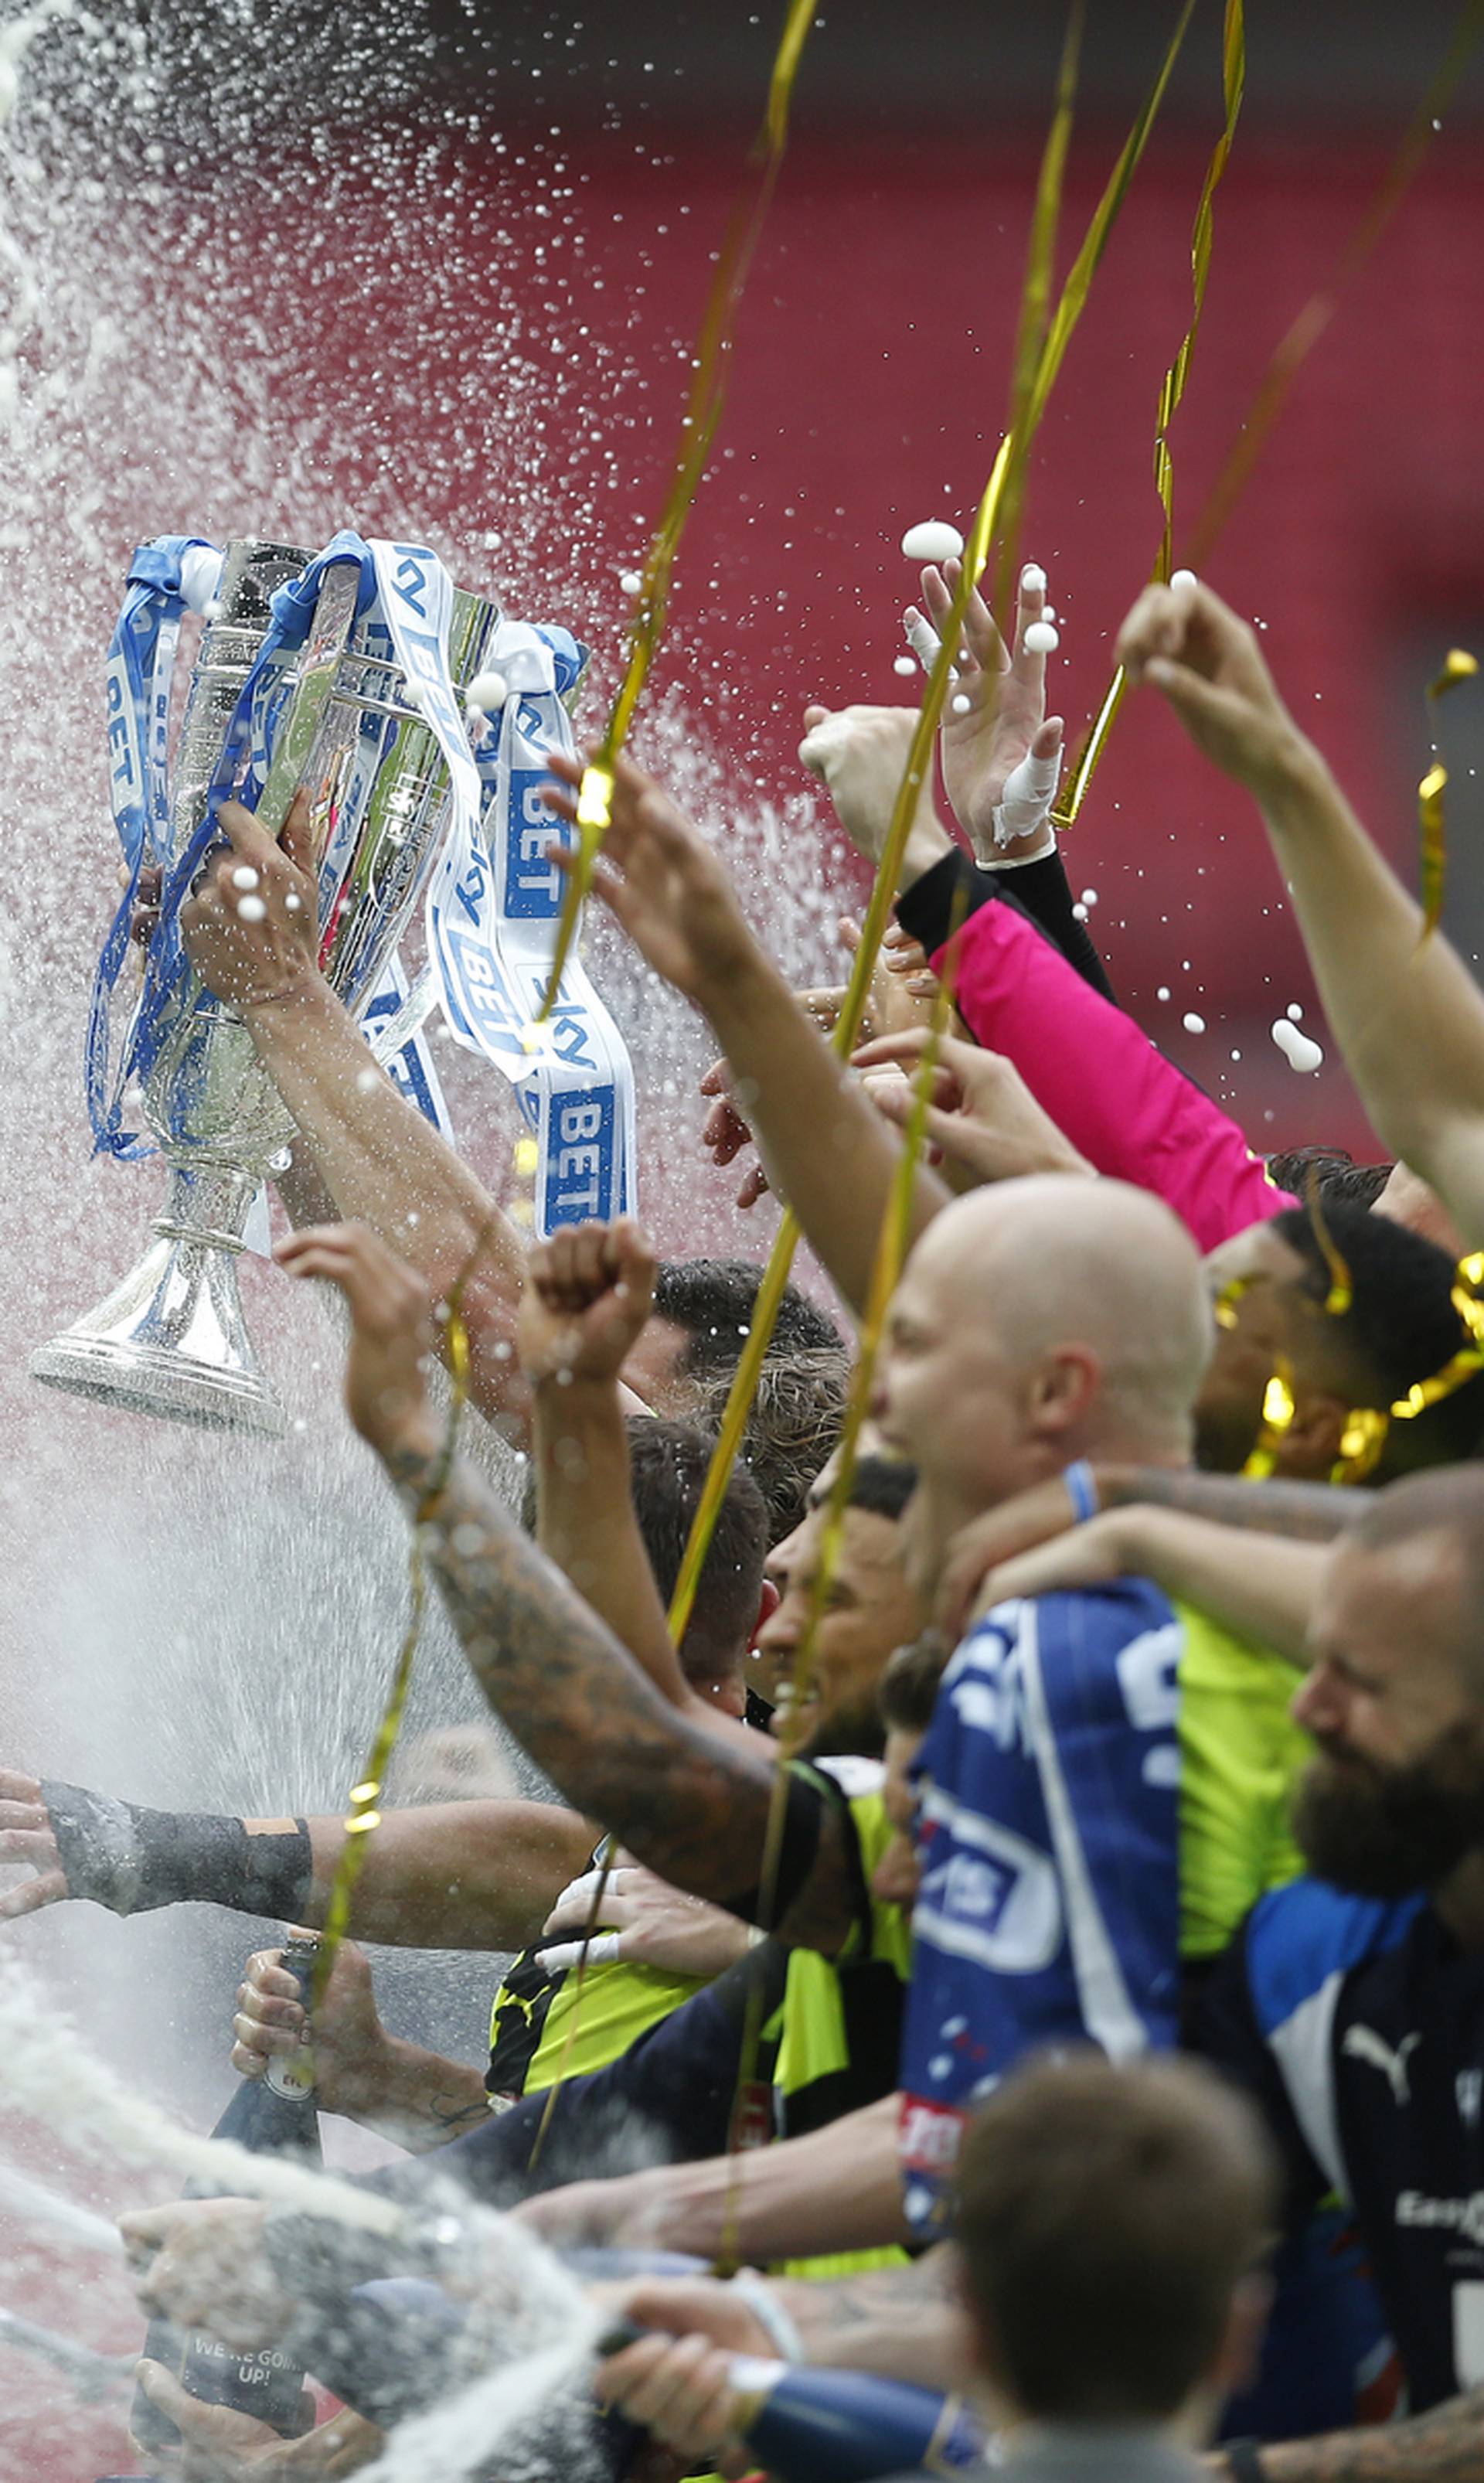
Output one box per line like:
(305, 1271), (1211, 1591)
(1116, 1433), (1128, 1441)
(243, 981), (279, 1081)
(894, 845), (1114, 1003)
(1189, 1926), (1328, 2235)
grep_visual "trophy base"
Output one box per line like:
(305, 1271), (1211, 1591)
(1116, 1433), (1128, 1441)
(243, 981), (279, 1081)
(29, 1168), (287, 1439)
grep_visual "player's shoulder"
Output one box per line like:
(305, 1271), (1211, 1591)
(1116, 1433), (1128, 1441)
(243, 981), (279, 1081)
(953, 1575), (1176, 1667)
(1243, 1877), (1428, 2038)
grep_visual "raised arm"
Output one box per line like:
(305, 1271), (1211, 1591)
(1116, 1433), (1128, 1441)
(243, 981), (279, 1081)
(515, 1216), (748, 1737)
(1117, 575), (1484, 1248)
(276, 1221), (857, 1951)
(177, 792), (610, 1445)
(542, 748), (949, 1321)
(798, 707), (1287, 1253)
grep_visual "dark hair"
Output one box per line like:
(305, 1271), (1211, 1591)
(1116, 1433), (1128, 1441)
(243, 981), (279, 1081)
(520, 1417), (768, 1687)
(695, 1349), (851, 1545)
(1268, 1145), (1393, 1212)
(653, 1258), (842, 1381)
(1271, 1203), (1484, 1473)
(847, 1456), (918, 1524)
(879, 1631), (949, 1735)
(956, 2053), (1277, 2422)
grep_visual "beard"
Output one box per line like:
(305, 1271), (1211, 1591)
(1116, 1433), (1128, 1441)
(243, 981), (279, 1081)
(1293, 1715), (1484, 1898)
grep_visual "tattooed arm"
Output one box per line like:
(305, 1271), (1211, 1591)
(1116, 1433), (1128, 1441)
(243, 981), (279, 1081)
(276, 1221), (856, 1951)
(1248, 2392), (1484, 2483)
(1100, 1466), (1361, 1543)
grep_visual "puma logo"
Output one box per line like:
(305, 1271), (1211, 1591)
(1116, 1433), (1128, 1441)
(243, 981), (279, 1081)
(1343, 2023), (1423, 2104)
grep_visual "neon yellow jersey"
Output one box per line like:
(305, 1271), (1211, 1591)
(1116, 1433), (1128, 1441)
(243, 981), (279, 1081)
(1174, 1598), (1311, 1960)
(522, 1958), (705, 2095)
(772, 1772), (911, 2283)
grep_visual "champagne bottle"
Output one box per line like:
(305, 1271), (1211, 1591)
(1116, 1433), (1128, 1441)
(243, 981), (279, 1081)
(723, 2357), (988, 2483)
(129, 1935), (322, 2463)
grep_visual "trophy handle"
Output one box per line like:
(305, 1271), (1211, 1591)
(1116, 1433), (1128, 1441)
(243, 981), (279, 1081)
(29, 1162), (286, 1436)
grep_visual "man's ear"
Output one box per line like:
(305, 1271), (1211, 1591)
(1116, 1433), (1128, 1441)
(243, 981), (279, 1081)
(1275, 1386), (1350, 1481)
(751, 1579), (781, 1646)
(1027, 1346), (1101, 1439)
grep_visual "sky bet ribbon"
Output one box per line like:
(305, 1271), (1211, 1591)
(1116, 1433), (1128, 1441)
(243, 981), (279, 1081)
(87, 533), (223, 1159)
(425, 611), (638, 1235)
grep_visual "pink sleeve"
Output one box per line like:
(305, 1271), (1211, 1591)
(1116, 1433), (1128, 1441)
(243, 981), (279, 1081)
(934, 902), (1295, 1252)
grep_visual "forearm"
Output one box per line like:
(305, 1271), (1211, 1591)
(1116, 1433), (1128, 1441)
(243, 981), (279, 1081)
(533, 1376), (698, 1716)
(243, 983), (533, 1437)
(706, 948), (948, 1319)
(381, 1431), (845, 1930)
(1257, 741), (1484, 1242)
(1098, 1466), (1362, 1545)
(633, 2093), (910, 2263)
(941, 903), (1288, 1251)
(770, 2243), (973, 2389)
(1256, 2387), (1484, 2483)
(294, 1802), (592, 1950)
(1108, 1509), (1323, 1666)
(338, 2039), (492, 2154)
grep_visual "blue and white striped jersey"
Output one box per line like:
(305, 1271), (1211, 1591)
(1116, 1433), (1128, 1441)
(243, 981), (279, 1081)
(898, 1582), (1185, 2233)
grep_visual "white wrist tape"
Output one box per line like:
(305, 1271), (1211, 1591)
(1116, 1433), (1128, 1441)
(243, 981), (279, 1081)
(730, 2270), (805, 2363)
(991, 738), (1063, 849)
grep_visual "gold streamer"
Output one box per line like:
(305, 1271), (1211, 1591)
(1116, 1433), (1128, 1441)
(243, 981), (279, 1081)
(988, 1), (1084, 622)
(535, 0), (818, 1025)
(1186, 0), (1484, 574)
(311, 1275), (475, 2013)
(1418, 646), (1479, 938)
(1053, 0), (1245, 826)
(670, 0), (1196, 1645)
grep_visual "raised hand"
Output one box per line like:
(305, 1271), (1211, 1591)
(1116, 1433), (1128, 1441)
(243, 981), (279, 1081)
(131, 2369), (377, 2479)
(180, 789), (320, 1011)
(0, 1769), (66, 1919)
(537, 1856), (754, 1978)
(516, 1217), (657, 1387)
(274, 1221), (438, 1456)
(797, 703), (951, 885)
(912, 557), (1064, 862)
(231, 1936), (386, 2123)
(850, 1027), (1094, 1188)
(541, 749), (754, 1002)
(1115, 575), (1305, 795)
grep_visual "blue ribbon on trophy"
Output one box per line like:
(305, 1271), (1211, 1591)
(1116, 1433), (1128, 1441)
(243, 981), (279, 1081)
(46, 528), (638, 1436)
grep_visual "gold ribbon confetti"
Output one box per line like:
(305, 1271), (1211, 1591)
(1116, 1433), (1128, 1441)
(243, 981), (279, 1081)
(1058, 0), (1484, 830)
(535, 0), (818, 1025)
(673, 8), (1198, 1639)
(1418, 646), (1479, 937)
(311, 1265), (475, 2013)
(1053, 0), (1245, 826)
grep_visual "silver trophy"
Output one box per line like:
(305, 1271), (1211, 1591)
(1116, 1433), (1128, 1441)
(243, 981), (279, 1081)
(31, 538), (499, 1436)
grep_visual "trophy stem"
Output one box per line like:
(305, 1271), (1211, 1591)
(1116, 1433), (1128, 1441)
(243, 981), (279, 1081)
(29, 1162), (286, 1436)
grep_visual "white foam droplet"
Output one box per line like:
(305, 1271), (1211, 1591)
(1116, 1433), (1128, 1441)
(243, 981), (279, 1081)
(1183, 1012), (1206, 1034)
(619, 570), (642, 595)
(236, 894), (267, 924)
(1170, 568), (1197, 592)
(893, 654), (917, 677)
(1286, 1002), (1303, 1021)
(1072, 903), (1088, 921)
(901, 520), (964, 564)
(1020, 564), (1047, 594)
(1023, 622), (1059, 655)
(402, 679), (428, 710)
(1079, 888), (1097, 908)
(356, 1067), (378, 1092)
(230, 864), (259, 891)
(1271, 1019), (1324, 1072)
(284, 892), (302, 914)
(1156, 986), (1171, 1001)
(951, 692), (972, 716)
(466, 669), (508, 713)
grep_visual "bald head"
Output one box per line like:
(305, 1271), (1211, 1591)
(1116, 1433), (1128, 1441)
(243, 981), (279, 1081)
(876, 1177), (1211, 1539)
(913, 1179), (1210, 1438)
(1350, 1466), (1484, 1681)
